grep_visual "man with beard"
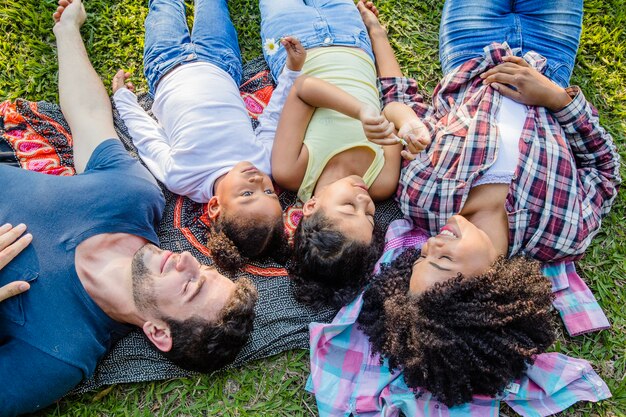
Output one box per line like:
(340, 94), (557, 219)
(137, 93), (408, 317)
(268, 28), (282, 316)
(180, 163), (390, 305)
(0, 0), (257, 415)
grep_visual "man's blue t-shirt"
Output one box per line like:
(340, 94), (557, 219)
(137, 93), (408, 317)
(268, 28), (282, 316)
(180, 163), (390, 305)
(0, 140), (165, 416)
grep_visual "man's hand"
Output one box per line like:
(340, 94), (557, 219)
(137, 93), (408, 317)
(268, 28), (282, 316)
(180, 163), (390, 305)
(480, 56), (572, 112)
(52, 0), (86, 31)
(359, 105), (399, 146)
(0, 223), (33, 302)
(397, 119), (430, 161)
(283, 36), (306, 72)
(112, 69), (135, 94)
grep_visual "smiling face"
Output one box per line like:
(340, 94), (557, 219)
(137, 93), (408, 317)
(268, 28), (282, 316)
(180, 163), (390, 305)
(211, 162), (282, 225)
(304, 175), (376, 244)
(131, 244), (236, 322)
(409, 215), (500, 294)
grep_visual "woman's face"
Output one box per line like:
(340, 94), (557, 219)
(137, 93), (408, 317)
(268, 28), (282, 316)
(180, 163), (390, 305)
(409, 215), (499, 294)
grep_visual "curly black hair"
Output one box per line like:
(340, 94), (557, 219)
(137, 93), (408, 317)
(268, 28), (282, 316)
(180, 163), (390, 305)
(160, 278), (258, 373)
(289, 211), (385, 310)
(358, 248), (555, 406)
(206, 213), (289, 274)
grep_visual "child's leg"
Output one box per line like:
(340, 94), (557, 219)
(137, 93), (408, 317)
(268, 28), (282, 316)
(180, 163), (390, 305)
(143, 0), (193, 95)
(439, 0), (514, 76)
(515, 0), (583, 87)
(191, 0), (243, 85)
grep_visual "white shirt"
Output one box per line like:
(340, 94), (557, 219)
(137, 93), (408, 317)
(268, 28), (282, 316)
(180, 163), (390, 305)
(113, 62), (299, 203)
(473, 96), (526, 186)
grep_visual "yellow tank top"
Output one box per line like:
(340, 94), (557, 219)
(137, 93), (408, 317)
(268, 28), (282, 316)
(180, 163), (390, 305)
(297, 47), (385, 202)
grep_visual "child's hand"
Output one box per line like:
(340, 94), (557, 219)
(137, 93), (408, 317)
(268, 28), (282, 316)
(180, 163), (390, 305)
(283, 36), (306, 72)
(112, 69), (134, 94)
(359, 105), (398, 146)
(398, 119), (430, 160)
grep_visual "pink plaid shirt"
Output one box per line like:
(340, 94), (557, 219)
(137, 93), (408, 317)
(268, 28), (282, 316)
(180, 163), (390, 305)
(381, 43), (621, 262)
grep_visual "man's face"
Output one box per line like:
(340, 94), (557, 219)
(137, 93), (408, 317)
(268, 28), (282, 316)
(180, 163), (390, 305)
(306, 175), (376, 244)
(409, 215), (499, 294)
(131, 244), (236, 322)
(214, 161), (282, 224)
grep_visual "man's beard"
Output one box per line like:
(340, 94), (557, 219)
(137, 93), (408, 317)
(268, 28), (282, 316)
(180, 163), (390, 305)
(131, 244), (157, 312)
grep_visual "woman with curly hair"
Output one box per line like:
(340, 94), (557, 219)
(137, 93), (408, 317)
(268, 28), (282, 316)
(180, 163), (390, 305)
(365, 0), (620, 284)
(358, 248), (555, 406)
(352, 0), (620, 406)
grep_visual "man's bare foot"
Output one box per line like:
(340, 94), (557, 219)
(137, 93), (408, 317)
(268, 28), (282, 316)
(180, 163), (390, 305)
(357, 1), (385, 36)
(52, 0), (86, 31)
(112, 70), (135, 94)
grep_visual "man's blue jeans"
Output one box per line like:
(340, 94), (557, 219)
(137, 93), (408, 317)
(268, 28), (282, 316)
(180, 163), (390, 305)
(439, 0), (583, 87)
(143, 0), (243, 95)
(259, 0), (374, 81)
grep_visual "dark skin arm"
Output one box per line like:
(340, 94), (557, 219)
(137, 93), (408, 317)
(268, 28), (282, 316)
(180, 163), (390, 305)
(271, 75), (396, 191)
(358, 0), (430, 162)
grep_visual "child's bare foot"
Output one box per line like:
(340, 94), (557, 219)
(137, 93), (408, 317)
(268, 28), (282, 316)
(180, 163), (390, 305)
(52, 0), (86, 31)
(112, 69), (135, 94)
(357, 1), (385, 36)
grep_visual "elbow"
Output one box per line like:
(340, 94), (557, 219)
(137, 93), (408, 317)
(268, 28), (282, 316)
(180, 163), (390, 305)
(271, 164), (299, 192)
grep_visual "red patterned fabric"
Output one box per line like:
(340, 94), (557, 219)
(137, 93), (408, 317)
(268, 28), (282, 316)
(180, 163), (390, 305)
(0, 100), (74, 176)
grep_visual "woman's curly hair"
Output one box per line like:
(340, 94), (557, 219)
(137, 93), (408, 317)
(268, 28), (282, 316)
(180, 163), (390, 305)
(206, 214), (289, 273)
(358, 248), (556, 406)
(161, 277), (258, 373)
(289, 211), (385, 310)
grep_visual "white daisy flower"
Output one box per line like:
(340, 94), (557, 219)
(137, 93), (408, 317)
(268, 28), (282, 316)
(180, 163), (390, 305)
(263, 38), (280, 56)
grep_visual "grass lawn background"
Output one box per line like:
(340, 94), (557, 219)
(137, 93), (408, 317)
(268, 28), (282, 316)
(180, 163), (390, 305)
(0, 0), (624, 415)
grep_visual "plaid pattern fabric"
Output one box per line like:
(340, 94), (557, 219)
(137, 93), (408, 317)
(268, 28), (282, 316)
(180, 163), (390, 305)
(381, 43), (621, 263)
(306, 220), (612, 417)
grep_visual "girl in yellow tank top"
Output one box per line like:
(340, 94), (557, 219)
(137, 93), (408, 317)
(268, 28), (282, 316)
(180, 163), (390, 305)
(260, 0), (431, 309)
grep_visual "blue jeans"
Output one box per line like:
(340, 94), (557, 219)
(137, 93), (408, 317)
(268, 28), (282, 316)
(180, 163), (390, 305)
(439, 0), (583, 87)
(259, 0), (374, 80)
(143, 0), (243, 95)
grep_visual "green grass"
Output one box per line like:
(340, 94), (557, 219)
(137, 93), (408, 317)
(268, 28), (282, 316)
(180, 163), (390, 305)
(1, 0), (625, 415)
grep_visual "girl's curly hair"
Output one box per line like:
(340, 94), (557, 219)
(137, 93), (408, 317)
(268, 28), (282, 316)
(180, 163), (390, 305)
(358, 248), (555, 406)
(288, 211), (385, 310)
(206, 214), (289, 274)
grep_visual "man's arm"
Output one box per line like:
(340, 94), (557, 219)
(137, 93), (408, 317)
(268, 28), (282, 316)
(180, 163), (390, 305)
(53, 0), (118, 174)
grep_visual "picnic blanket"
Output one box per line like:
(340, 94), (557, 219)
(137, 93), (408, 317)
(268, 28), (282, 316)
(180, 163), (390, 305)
(0, 57), (405, 393)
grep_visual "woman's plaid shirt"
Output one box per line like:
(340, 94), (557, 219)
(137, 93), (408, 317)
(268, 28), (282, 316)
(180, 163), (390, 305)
(381, 43), (621, 262)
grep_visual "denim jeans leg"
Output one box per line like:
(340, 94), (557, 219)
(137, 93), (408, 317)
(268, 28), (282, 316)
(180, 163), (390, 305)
(314, 0), (373, 59)
(515, 0), (583, 87)
(191, 0), (243, 85)
(143, 0), (193, 95)
(439, 0), (515, 76)
(259, 0), (319, 79)
(260, 0), (373, 80)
